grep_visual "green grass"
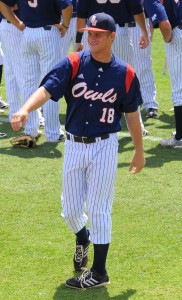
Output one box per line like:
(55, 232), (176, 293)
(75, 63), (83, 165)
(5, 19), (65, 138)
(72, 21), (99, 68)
(0, 30), (182, 300)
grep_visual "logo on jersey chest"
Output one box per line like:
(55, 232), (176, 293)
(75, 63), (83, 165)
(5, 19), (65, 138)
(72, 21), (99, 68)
(72, 82), (117, 103)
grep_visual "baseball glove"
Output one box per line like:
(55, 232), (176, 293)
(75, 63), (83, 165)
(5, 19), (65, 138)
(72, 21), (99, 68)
(10, 134), (37, 148)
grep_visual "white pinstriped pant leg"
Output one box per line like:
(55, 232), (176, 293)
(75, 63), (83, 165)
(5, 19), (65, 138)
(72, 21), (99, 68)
(0, 20), (23, 121)
(129, 20), (158, 111)
(113, 25), (134, 65)
(62, 17), (76, 57)
(165, 27), (182, 107)
(21, 26), (64, 140)
(21, 28), (41, 137)
(38, 26), (64, 140)
(61, 134), (118, 244)
(61, 140), (89, 233)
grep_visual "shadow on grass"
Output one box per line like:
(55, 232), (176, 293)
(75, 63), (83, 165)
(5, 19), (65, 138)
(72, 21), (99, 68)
(53, 285), (136, 300)
(118, 138), (182, 169)
(0, 141), (63, 159)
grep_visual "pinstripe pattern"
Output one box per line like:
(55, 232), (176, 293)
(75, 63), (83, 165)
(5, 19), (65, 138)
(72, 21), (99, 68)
(21, 26), (64, 140)
(62, 17), (76, 58)
(165, 27), (182, 107)
(61, 133), (118, 244)
(129, 20), (158, 111)
(0, 20), (23, 121)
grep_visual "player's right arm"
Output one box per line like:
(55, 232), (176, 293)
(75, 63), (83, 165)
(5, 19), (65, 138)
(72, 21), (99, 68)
(0, 1), (25, 31)
(11, 87), (51, 131)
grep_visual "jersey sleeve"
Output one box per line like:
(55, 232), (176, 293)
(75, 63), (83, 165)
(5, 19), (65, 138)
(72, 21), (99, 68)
(144, 0), (168, 28)
(40, 58), (73, 101)
(119, 65), (143, 113)
(0, 0), (17, 7)
(60, 0), (73, 10)
(77, 0), (89, 19)
(126, 0), (143, 16)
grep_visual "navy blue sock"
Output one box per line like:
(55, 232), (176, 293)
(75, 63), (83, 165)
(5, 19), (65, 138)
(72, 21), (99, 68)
(174, 106), (182, 140)
(75, 226), (89, 245)
(91, 243), (109, 275)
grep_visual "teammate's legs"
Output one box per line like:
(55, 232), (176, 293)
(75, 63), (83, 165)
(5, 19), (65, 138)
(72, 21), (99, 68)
(165, 27), (182, 141)
(21, 28), (40, 137)
(39, 26), (64, 141)
(129, 21), (158, 112)
(0, 20), (22, 120)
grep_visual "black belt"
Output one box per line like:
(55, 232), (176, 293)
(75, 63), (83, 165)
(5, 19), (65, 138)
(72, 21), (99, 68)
(66, 133), (110, 144)
(43, 25), (52, 30)
(118, 22), (135, 28)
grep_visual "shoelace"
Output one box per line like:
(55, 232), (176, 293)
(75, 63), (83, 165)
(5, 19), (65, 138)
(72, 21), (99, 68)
(75, 245), (83, 263)
(79, 269), (93, 288)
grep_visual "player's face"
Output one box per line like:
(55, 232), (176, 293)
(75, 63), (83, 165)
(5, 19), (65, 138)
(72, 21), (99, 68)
(88, 31), (115, 55)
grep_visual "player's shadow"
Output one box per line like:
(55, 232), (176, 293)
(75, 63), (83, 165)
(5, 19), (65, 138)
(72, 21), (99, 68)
(0, 141), (63, 159)
(53, 285), (136, 300)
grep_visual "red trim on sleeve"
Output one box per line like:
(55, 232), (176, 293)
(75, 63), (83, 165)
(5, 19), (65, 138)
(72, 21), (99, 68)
(67, 52), (80, 80)
(125, 64), (135, 94)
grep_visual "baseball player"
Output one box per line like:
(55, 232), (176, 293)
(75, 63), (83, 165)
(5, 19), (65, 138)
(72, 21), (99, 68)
(75, 0), (149, 136)
(144, 0), (182, 148)
(11, 13), (145, 289)
(129, 15), (158, 118)
(0, 9), (23, 121)
(0, 0), (73, 142)
(62, 0), (77, 58)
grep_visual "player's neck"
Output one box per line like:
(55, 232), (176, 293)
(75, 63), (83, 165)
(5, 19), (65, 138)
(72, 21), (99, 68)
(91, 51), (112, 63)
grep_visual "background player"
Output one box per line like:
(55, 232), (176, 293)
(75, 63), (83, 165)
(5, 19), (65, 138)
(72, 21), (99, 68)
(62, 0), (77, 58)
(10, 13), (145, 289)
(129, 14), (158, 118)
(0, 0), (73, 142)
(144, 0), (182, 148)
(0, 8), (23, 121)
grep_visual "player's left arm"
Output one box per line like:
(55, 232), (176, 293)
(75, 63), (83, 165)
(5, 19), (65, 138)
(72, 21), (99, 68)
(125, 111), (146, 174)
(133, 12), (149, 49)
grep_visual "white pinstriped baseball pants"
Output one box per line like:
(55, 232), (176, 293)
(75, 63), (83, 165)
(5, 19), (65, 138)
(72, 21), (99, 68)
(21, 26), (64, 141)
(129, 20), (158, 111)
(0, 20), (23, 121)
(61, 133), (118, 244)
(165, 27), (182, 107)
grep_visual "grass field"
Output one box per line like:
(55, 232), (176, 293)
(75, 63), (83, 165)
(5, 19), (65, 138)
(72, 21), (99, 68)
(0, 30), (182, 300)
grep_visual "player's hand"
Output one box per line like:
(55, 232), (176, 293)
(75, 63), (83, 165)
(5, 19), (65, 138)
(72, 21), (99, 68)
(74, 43), (84, 52)
(17, 21), (26, 31)
(54, 23), (68, 37)
(139, 32), (149, 49)
(129, 152), (146, 174)
(11, 110), (28, 131)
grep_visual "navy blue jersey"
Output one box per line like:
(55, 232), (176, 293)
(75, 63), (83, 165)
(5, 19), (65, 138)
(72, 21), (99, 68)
(41, 50), (142, 137)
(0, 0), (72, 27)
(77, 0), (143, 24)
(144, 0), (182, 29)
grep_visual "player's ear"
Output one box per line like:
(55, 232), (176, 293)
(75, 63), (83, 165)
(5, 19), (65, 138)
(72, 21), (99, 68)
(111, 32), (116, 42)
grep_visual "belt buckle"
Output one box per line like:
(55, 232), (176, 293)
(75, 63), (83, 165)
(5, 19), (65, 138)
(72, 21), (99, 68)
(82, 136), (87, 143)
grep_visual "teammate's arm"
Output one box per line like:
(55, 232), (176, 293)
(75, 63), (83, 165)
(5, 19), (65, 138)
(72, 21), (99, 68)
(0, 1), (25, 31)
(133, 12), (149, 48)
(55, 4), (73, 37)
(11, 87), (51, 131)
(158, 20), (172, 43)
(74, 17), (86, 51)
(125, 110), (146, 174)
